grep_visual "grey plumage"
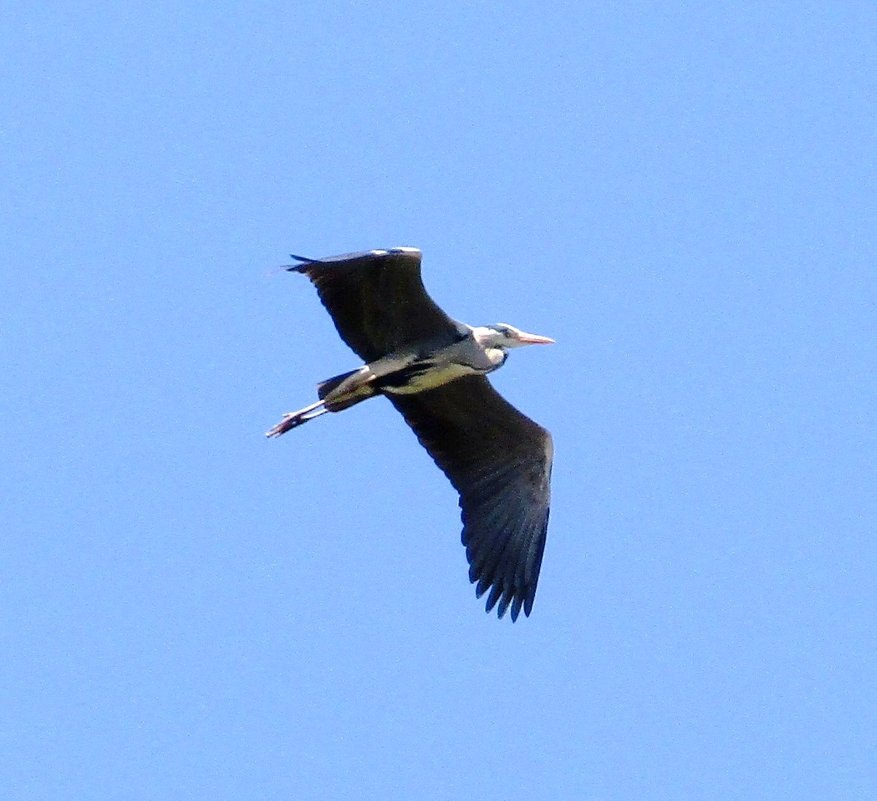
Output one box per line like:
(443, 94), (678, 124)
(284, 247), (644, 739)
(267, 247), (554, 621)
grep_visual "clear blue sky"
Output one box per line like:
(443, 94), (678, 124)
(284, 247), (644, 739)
(3, 3), (875, 799)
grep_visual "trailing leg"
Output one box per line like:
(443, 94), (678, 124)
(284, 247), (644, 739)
(266, 366), (381, 438)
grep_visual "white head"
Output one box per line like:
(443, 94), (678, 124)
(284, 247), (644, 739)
(475, 323), (555, 350)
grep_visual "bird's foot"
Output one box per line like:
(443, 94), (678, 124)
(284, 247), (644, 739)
(265, 413), (299, 438)
(265, 399), (328, 437)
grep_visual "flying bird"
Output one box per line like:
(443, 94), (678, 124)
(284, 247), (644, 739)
(266, 247), (554, 621)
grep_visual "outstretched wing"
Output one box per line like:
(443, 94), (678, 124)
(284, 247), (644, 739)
(289, 248), (460, 362)
(389, 375), (553, 621)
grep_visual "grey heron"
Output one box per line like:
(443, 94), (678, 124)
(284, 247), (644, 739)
(266, 247), (554, 621)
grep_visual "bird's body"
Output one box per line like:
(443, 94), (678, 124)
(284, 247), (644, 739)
(267, 247), (554, 621)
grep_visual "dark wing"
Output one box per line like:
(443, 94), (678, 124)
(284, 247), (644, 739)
(289, 248), (460, 362)
(389, 375), (553, 621)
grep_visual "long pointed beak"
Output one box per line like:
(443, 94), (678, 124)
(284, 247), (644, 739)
(516, 331), (555, 345)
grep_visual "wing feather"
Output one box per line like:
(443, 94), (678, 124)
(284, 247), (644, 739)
(289, 248), (459, 362)
(389, 375), (553, 620)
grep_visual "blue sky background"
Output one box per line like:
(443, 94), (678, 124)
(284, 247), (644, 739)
(3, 3), (876, 799)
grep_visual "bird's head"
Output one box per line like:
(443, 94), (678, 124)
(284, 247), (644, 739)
(478, 323), (555, 350)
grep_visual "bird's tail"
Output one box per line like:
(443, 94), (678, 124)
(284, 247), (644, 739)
(317, 369), (359, 400)
(317, 367), (379, 411)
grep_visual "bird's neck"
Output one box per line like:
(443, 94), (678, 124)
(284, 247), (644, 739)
(485, 347), (508, 369)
